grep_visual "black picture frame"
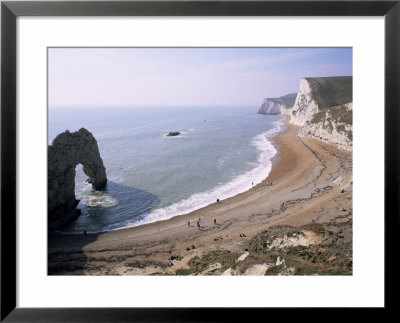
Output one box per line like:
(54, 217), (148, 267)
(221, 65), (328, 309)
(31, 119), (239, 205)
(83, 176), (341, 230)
(1, 0), (399, 321)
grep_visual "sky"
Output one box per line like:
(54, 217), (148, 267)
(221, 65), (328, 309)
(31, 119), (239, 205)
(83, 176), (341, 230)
(48, 47), (352, 108)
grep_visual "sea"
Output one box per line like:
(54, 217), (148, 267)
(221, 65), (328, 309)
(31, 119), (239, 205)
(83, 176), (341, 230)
(48, 106), (285, 234)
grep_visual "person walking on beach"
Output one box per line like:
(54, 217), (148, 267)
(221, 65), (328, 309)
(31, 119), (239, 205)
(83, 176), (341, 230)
(214, 218), (217, 225)
(188, 220), (190, 227)
(197, 221), (200, 228)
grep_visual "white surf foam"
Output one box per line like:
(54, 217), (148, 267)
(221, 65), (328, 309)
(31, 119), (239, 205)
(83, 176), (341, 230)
(76, 185), (119, 208)
(122, 119), (285, 229)
(163, 133), (186, 139)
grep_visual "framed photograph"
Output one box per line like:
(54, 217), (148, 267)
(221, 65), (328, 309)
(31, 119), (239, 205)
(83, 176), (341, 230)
(1, 0), (399, 321)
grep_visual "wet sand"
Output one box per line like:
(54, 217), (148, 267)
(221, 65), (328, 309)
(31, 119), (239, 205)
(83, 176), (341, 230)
(48, 121), (352, 275)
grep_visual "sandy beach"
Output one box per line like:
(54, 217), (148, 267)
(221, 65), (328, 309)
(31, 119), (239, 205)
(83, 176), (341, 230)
(48, 121), (353, 275)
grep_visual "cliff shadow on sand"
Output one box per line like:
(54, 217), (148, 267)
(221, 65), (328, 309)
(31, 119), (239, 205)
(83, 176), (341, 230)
(48, 181), (160, 275)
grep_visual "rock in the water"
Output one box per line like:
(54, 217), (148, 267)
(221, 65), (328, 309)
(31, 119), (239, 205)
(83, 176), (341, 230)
(167, 132), (180, 136)
(48, 128), (107, 231)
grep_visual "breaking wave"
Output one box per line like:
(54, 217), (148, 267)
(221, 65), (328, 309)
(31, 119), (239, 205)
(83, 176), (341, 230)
(122, 119), (285, 229)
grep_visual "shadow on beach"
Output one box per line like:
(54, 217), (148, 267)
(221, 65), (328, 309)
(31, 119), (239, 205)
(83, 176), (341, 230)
(48, 231), (100, 275)
(48, 181), (160, 275)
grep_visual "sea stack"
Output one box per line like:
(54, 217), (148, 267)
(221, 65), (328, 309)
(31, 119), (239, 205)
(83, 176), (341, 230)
(167, 132), (180, 136)
(48, 128), (107, 231)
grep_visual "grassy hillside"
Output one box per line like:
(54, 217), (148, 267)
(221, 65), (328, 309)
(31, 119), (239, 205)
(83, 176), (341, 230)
(270, 92), (298, 108)
(305, 76), (352, 109)
(311, 104), (352, 126)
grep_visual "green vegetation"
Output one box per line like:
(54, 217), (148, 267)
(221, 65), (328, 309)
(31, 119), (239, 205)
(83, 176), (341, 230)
(311, 110), (328, 124)
(305, 76), (352, 109)
(171, 221), (352, 276)
(175, 268), (195, 275)
(264, 264), (285, 275)
(175, 251), (241, 275)
(309, 104), (352, 139)
(150, 272), (173, 276)
(235, 253), (275, 274)
(330, 105), (352, 125)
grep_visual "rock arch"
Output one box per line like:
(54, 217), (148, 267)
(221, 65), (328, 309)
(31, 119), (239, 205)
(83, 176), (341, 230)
(48, 128), (107, 230)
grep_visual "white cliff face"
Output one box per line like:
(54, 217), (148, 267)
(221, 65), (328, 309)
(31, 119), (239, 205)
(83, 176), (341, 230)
(298, 103), (353, 151)
(258, 77), (352, 151)
(287, 78), (353, 151)
(258, 93), (297, 116)
(290, 79), (319, 126)
(280, 106), (293, 116)
(258, 98), (284, 115)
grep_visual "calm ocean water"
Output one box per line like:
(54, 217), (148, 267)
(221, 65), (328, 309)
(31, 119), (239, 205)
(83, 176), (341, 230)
(48, 106), (284, 233)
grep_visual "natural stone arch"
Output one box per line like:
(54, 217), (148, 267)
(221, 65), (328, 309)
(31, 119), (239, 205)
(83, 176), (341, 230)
(48, 128), (107, 230)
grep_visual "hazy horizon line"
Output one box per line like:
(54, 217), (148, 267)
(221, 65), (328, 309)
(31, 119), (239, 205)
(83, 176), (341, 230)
(48, 104), (263, 109)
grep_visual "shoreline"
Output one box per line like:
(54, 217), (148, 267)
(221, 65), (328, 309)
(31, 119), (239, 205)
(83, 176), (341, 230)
(114, 117), (287, 232)
(48, 120), (302, 241)
(49, 120), (353, 275)
(58, 117), (287, 235)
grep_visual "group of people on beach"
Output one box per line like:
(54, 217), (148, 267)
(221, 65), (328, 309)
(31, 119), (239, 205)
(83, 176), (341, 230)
(186, 245), (196, 251)
(166, 194), (250, 268)
(188, 216), (219, 229)
(167, 212), (249, 268)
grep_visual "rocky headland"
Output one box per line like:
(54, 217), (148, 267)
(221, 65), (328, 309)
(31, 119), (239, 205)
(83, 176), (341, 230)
(49, 122), (353, 276)
(289, 76), (353, 151)
(259, 76), (353, 151)
(258, 93), (297, 115)
(48, 128), (107, 231)
(48, 76), (352, 275)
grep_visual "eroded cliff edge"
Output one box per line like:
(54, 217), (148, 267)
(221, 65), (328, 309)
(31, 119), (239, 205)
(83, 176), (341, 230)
(48, 128), (107, 231)
(258, 76), (352, 151)
(289, 76), (353, 151)
(258, 93), (297, 115)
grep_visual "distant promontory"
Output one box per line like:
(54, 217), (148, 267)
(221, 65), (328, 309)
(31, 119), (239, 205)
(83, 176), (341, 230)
(258, 76), (353, 151)
(258, 93), (297, 115)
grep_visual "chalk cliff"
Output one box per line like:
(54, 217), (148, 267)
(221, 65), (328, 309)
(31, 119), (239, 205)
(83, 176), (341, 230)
(48, 128), (107, 231)
(290, 76), (352, 126)
(258, 93), (297, 115)
(257, 76), (352, 150)
(298, 102), (353, 151)
(289, 76), (353, 151)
